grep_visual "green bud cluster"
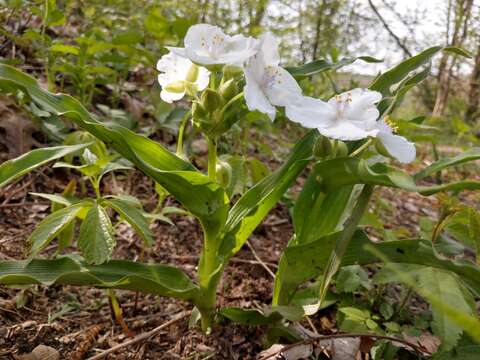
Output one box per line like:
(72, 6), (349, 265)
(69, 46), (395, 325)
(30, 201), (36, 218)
(192, 66), (241, 138)
(313, 135), (349, 159)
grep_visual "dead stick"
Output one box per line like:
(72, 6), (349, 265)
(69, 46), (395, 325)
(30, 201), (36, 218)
(86, 311), (190, 360)
(246, 241), (276, 278)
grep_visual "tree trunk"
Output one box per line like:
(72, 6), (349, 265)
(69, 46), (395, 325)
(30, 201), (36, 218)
(432, 0), (473, 117)
(465, 41), (480, 124)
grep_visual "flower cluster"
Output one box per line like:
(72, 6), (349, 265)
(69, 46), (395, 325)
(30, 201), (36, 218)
(157, 24), (415, 163)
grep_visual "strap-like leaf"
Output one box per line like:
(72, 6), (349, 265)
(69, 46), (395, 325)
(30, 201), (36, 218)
(0, 143), (89, 188)
(103, 198), (154, 246)
(415, 148), (480, 180)
(275, 230), (480, 305)
(312, 158), (480, 195)
(78, 202), (116, 264)
(286, 56), (382, 78)
(221, 130), (316, 257)
(369, 46), (443, 96)
(28, 201), (91, 257)
(0, 256), (199, 300)
(0, 64), (228, 242)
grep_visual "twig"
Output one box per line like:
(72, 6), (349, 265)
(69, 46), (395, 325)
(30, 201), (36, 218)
(86, 311), (190, 360)
(246, 241), (276, 279)
(367, 0), (412, 57)
(262, 332), (428, 359)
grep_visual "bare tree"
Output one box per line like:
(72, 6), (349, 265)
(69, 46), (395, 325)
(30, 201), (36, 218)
(465, 40), (480, 124)
(432, 0), (474, 117)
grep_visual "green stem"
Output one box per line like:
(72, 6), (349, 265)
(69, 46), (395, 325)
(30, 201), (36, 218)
(207, 137), (217, 181)
(318, 185), (374, 305)
(349, 138), (373, 158)
(176, 110), (191, 158)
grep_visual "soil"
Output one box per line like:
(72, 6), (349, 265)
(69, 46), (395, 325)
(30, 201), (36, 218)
(0, 146), (479, 359)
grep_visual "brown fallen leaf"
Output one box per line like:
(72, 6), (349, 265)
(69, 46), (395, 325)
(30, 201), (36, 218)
(258, 343), (313, 360)
(17, 344), (60, 360)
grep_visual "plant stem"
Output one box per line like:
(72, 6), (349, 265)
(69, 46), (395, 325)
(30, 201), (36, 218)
(392, 287), (414, 320)
(207, 137), (217, 181)
(176, 110), (191, 158)
(349, 138), (373, 158)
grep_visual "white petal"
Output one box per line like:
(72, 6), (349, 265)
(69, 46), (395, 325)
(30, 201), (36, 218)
(258, 32), (280, 65)
(157, 52), (192, 82)
(377, 131), (416, 163)
(182, 23), (258, 65)
(319, 121), (376, 141)
(342, 88), (382, 123)
(244, 68), (276, 120)
(160, 89), (186, 103)
(286, 96), (336, 129)
(165, 46), (187, 58)
(264, 67), (302, 107)
(195, 66), (210, 91)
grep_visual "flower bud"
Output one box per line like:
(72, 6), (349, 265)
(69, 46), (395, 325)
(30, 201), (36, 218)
(222, 65), (243, 80)
(192, 101), (207, 119)
(313, 135), (333, 158)
(185, 64), (200, 83)
(216, 160), (232, 188)
(219, 79), (238, 101)
(201, 88), (223, 113)
(164, 80), (186, 93)
(334, 140), (349, 158)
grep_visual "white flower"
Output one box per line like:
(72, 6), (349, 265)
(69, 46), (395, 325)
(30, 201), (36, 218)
(168, 24), (259, 66)
(285, 88), (416, 163)
(374, 119), (416, 164)
(156, 51), (210, 103)
(244, 32), (302, 120)
(286, 88), (381, 140)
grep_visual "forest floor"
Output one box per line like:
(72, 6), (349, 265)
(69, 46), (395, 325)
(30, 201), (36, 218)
(0, 144), (479, 359)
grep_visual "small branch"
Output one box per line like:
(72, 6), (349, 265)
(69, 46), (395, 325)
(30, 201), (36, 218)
(86, 311), (190, 360)
(262, 332), (429, 359)
(246, 241), (276, 279)
(367, 0), (412, 57)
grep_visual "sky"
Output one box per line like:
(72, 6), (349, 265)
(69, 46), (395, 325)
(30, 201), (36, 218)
(266, 0), (451, 75)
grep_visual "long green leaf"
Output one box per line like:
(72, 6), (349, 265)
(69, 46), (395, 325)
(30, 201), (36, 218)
(312, 158), (480, 195)
(0, 64), (228, 242)
(286, 56), (382, 78)
(415, 148), (480, 180)
(28, 201), (91, 257)
(369, 46), (443, 96)
(221, 130), (316, 257)
(78, 203), (116, 264)
(0, 256), (199, 300)
(0, 143), (89, 188)
(103, 198), (153, 246)
(273, 229), (480, 307)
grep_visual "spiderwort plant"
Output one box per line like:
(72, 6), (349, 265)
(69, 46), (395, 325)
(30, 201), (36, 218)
(0, 24), (479, 343)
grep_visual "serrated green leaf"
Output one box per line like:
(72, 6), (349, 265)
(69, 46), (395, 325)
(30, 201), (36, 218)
(28, 201), (90, 257)
(0, 64), (229, 249)
(0, 144), (90, 188)
(49, 44), (79, 55)
(103, 198), (153, 246)
(29, 192), (72, 207)
(336, 265), (371, 293)
(78, 203), (115, 264)
(374, 264), (476, 351)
